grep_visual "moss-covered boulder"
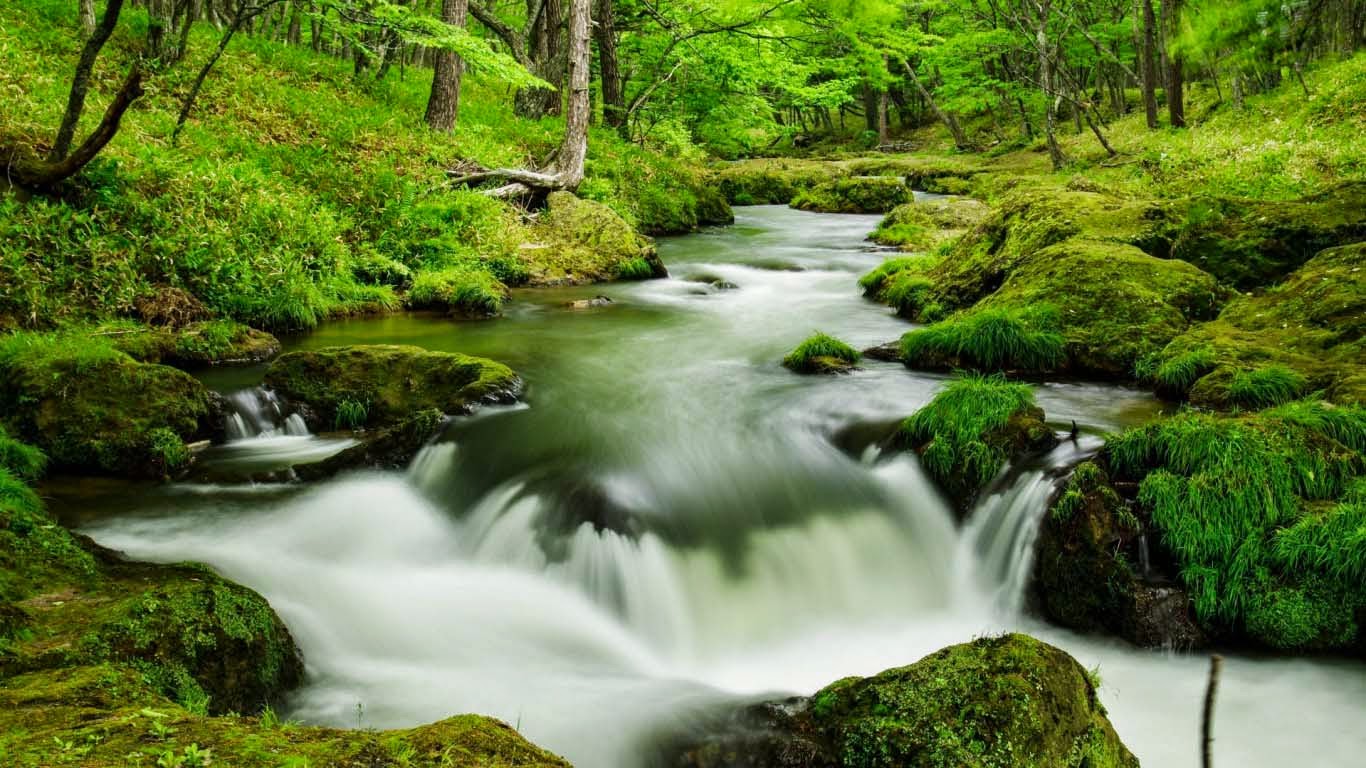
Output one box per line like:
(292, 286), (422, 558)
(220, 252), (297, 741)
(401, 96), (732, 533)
(899, 375), (1056, 512)
(1138, 242), (1366, 407)
(522, 192), (664, 284)
(715, 159), (844, 205)
(783, 332), (860, 374)
(790, 177), (913, 214)
(0, 337), (216, 478)
(264, 345), (522, 430)
(408, 266), (511, 318)
(1099, 402), (1366, 652)
(113, 320), (281, 367)
(871, 197), (991, 251)
(668, 634), (1136, 768)
(1033, 462), (1204, 649)
(1161, 181), (1366, 289)
(0, 665), (570, 767)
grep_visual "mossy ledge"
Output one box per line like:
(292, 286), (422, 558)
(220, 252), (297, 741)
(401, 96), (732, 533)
(899, 374), (1056, 513)
(1035, 401), (1366, 653)
(665, 633), (1137, 768)
(263, 344), (523, 430)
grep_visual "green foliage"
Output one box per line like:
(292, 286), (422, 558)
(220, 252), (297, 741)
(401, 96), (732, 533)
(1106, 403), (1366, 649)
(1228, 366), (1308, 410)
(408, 267), (508, 317)
(790, 177), (913, 214)
(870, 203), (935, 250)
(782, 332), (860, 373)
(615, 258), (658, 281)
(901, 306), (1065, 372)
(900, 374), (1051, 502)
(0, 426), (47, 483)
(334, 400), (370, 431)
(1137, 346), (1215, 393)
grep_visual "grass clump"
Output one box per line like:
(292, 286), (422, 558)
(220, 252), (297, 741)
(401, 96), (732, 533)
(900, 374), (1054, 505)
(0, 426), (47, 483)
(334, 400), (370, 431)
(1228, 366), (1309, 410)
(782, 332), (860, 374)
(615, 257), (659, 281)
(1136, 345), (1215, 395)
(900, 305), (1065, 373)
(1106, 401), (1366, 650)
(408, 267), (509, 317)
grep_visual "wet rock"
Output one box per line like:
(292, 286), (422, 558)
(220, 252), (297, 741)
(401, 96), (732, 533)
(263, 344), (522, 430)
(1031, 461), (1204, 650)
(859, 341), (901, 362)
(566, 295), (614, 309)
(664, 634), (1137, 768)
(293, 409), (446, 481)
(686, 274), (740, 290)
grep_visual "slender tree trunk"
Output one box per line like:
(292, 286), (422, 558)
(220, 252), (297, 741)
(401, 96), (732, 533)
(1164, 0), (1186, 126)
(595, 0), (625, 132)
(903, 60), (968, 149)
(50, 0), (126, 161)
(310, 2), (322, 51)
(516, 0), (564, 118)
(1037, 24), (1067, 169)
(553, 0), (590, 190)
(79, 0), (97, 36)
(18, 65), (144, 186)
(1141, 0), (1159, 127)
(287, 2), (302, 45)
(424, 0), (469, 130)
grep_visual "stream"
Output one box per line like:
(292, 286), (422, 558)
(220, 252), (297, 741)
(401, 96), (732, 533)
(64, 205), (1366, 766)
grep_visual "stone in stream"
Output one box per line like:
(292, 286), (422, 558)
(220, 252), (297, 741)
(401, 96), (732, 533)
(661, 633), (1138, 768)
(263, 344), (523, 431)
(685, 274), (740, 291)
(292, 408), (447, 481)
(566, 295), (614, 309)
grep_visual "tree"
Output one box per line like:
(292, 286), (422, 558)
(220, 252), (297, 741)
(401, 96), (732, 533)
(425, 0), (470, 130)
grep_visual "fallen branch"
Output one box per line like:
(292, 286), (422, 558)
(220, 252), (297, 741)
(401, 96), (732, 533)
(1202, 654), (1223, 768)
(445, 167), (566, 189)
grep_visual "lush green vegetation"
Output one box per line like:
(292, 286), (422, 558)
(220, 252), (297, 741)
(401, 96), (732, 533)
(1107, 402), (1366, 650)
(900, 374), (1055, 506)
(901, 307), (1067, 373)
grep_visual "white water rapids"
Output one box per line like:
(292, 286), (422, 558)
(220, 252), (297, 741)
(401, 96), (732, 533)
(81, 206), (1366, 767)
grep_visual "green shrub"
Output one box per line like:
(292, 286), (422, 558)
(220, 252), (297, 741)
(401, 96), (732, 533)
(900, 306), (1065, 372)
(0, 427), (47, 482)
(783, 332), (860, 373)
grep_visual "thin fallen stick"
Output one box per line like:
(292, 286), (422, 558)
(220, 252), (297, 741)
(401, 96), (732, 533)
(1202, 654), (1223, 768)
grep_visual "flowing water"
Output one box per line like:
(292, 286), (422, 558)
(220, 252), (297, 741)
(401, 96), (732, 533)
(70, 206), (1366, 766)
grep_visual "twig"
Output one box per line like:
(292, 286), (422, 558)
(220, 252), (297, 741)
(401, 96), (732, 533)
(1202, 654), (1223, 768)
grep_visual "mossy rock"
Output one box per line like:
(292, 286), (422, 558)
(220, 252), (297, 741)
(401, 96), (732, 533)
(715, 159), (844, 205)
(790, 176), (913, 214)
(669, 634), (1137, 768)
(264, 344), (522, 429)
(0, 345), (215, 478)
(1103, 402), (1366, 652)
(0, 665), (570, 767)
(1033, 462), (1204, 649)
(783, 332), (860, 374)
(870, 203), (936, 250)
(293, 408), (447, 481)
(523, 192), (663, 284)
(899, 375), (1056, 512)
(1163, 181), (1366, 289)
(114, 321), (281, 367)
(1138, 242), (1366, 407)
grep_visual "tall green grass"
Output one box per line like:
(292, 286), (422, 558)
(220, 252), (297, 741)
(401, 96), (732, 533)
(1228, 365), (1308, 410)
(901, 373), (1041, 499)
(900, 306), (1065, 372)
(783, 332), (860, 373)
(1106, 401), (1366, 648)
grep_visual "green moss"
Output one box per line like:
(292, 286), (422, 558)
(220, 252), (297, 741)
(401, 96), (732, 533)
(900, 374), (1055, 506)
(525, 192), (662, 284)
(0, 426), (46, 483)
(1105, 402), (1366, 650)
(870, 204), (935, 250)
(783, 332), (860, 374)
(715, 159), (842, 205)
(1140, 242), (1365, 407)
(807, 633), (1137, 768)
(0, 665), (570, 767)
(900, 306), (1066, 373)
(409, 266), (510, 317)
(0, 332), (213, 477)
(264, 344), (522, 429)
(790, 177), (913, 214)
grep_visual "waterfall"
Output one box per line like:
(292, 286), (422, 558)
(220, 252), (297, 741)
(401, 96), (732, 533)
(223, 388), (311, 441)
(957, 469), (1057, 616)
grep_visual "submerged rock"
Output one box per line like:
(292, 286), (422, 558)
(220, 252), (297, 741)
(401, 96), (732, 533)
(263, 344), (522, 430)
(293, 409), (447, 481)
(0, 345), (216, 478)
(664, 634), (1137, 768)
(566, 295), (614, 309)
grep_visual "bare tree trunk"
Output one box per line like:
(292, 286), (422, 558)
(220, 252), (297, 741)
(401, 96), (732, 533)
(287, 1), (302, 45)
(79, 0), (97, 36)
(1037, 23), (1067, 169)
(595, 0), (625, 132)
(310, 2), (322, 51)
(516, 0), (564, 118)
(424, 0), (469, 130)
(903, 60), (969, 149)
(554, 0), (589, 190)
(1140, 0), (1159, 127)
(50, 0), (126, 161)
(1163, 0), (1185, 126)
